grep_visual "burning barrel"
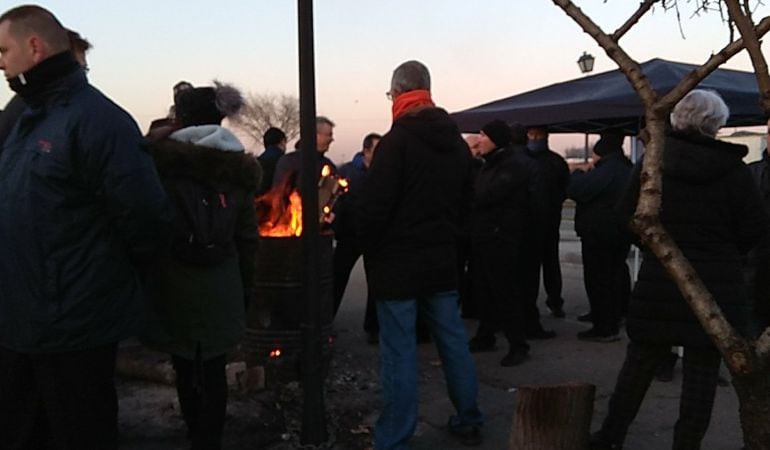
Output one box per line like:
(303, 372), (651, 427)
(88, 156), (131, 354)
(242, 164), (345, 383)
(242, 235), (334, 381)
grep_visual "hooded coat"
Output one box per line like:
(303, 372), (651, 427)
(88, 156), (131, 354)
(360, 107), (472, 301)
(142, 127), (261, 360)
(617, 130), (767, 346)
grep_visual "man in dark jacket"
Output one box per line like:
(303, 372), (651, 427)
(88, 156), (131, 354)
(0, 6), (172, 449)
(332, 132), (380, 342)
(467, 120), (532, 367)
(522, 126), (570, 327)
(272, 116), (337, 188)
(257, 126), (287, 195)
(568, 133), (633, 342)
(360, 60), (483, 449)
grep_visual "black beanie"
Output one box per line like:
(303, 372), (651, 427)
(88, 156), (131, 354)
(593, 132), (624, 157)
(481, 120), (512, 149)
(175, 87), (224, 126)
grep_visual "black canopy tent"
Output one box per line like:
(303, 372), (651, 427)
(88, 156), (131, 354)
(450, 58), (766, 135)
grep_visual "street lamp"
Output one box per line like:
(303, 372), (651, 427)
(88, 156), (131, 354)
(577, 51), (595, 74)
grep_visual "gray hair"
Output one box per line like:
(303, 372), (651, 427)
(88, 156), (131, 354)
(390, 60), (431, 95)
(670, 89), (729, 137)
(316, 116), (335, 128)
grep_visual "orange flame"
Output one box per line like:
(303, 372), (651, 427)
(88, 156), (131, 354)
(256, 164), (348, 237)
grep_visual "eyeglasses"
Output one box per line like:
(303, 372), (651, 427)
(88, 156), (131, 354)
(385, 91), (393, 100)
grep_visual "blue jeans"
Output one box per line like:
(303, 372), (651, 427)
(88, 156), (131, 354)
(374, 290), (483, 450)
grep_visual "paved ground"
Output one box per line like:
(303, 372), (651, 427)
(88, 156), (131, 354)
(116, 204), (745, 449)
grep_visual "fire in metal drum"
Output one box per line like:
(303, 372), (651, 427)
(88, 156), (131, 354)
(243, 234), (334, 370)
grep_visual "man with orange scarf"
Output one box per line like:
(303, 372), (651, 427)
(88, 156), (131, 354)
(360, 60), (483, 449)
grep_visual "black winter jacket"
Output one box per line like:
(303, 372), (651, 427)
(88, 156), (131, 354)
(472, 146), (537, 245)
(617, 131), (767, 346)
(525, 144), (569, 222)
(568, 152), (633, 239)
(360, 107), (472, 300)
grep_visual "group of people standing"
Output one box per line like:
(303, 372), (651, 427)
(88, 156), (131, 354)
(1, 5), (768, 450)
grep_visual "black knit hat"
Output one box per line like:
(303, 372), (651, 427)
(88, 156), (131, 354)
(593, 132), (624, 157)
(481, 120), (512, 148)
(174, 81), (244, 127)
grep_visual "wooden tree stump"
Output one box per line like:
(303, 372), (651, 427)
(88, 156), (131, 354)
(509, 382), (596, 450)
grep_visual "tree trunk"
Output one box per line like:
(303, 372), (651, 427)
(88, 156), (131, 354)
(509, 383), (595, 450)
(734, 374), (770, 450)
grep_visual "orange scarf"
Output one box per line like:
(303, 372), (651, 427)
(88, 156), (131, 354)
(391, 90), (435, 121)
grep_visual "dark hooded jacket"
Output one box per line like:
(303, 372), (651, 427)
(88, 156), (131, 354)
(141, 129), (261, 360)
(617, 130), (767, 346)
(360, 107), (472, 300)
(0, 55), (173, 352)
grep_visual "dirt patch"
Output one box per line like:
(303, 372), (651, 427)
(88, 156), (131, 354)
(117, 346), (380, 449)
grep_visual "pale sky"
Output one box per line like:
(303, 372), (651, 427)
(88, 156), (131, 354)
(1, 1), (768, 163)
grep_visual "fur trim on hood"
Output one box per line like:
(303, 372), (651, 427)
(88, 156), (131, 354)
(170, 125), (244, 152)
(150, 136), (262, 190)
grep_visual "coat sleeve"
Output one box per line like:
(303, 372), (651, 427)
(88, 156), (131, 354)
(567, 165), (613, 203)
(77, 106), (173, 262)
(358, 130), (404, 256)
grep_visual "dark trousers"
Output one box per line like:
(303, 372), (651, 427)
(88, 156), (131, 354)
(599, 341), (721, 449)
(471, 240), (528, 352)
(581, 235), (631, 334)
(333, 237), (378, 333)
(0, 343), (118, 450)
(172, 354), (228, 450)
(521, 219), (563, 332)
(541, 217), (564, 304)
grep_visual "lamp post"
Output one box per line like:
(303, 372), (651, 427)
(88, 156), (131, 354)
(577, 51), (595, 74)
(577, 51), (595, 162)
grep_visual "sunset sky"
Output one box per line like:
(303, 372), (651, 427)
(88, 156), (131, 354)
(1, 1), (768, 163)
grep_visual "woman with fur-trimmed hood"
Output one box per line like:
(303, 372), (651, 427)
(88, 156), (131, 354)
(142, 81), (261, 450)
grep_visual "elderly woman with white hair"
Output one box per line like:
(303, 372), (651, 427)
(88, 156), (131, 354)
(590, 90), (767, 450)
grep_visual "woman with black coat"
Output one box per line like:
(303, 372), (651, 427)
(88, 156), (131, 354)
(591, 90), (767, 450)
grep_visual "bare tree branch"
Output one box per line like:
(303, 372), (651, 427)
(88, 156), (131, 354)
(724, 0), (770, 113)
(657, 15), (770, 112)
(232, 93), (300, 149)
(611, 0), (660, 42)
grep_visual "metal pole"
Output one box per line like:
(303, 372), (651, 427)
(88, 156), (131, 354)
(297, 0), (327, 445)
(584, 133), (589, 162)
